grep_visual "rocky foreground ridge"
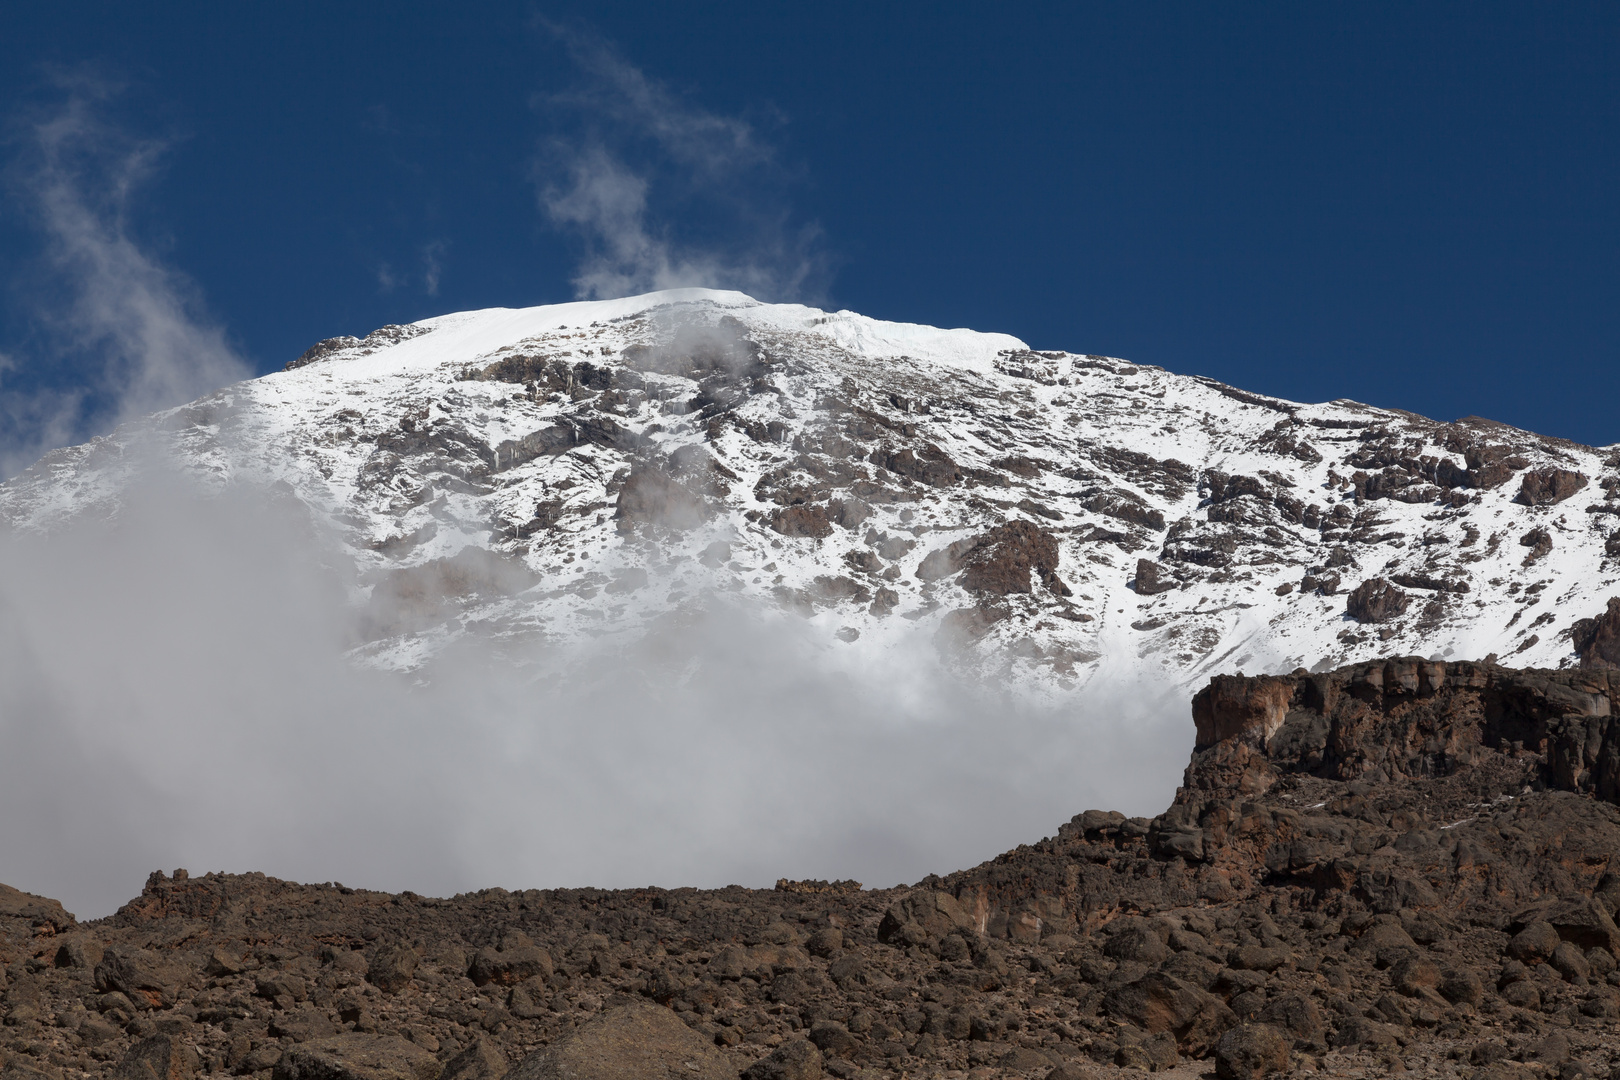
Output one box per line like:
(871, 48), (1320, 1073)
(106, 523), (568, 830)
(8, 661), (1620, 1079)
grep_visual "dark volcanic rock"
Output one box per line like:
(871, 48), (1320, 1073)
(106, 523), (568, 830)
(958, 520), (1068, 596)
(0, 883), (73, 930)
(1517, 467), (1587, 506)
(437, 1038), (507, 1080)
(509, 1002), (733, 1080)
(1213, 1023), (1290, 1080)
(1344, 576), (1409, 623)
(367, 945), (419, 993)
(739, 1038), (822, 1080)
(1133, 557), (1178, 595)
(916, 519), (1071, 597)
(1102, 972), (1235, 1056)
(769, 503), (834, 539)
(110, 1036), (198, 1080)
(1572, 596), (1620, 670)
(274, 1035), (440, 1080)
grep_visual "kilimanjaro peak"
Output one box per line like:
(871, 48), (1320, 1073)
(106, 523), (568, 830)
(3, 288), (1613, 692)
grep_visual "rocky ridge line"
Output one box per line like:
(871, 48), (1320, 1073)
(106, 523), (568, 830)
(8, 656), (1620, 1078)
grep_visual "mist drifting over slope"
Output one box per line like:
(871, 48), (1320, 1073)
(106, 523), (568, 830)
(0, 456), (1186, 918)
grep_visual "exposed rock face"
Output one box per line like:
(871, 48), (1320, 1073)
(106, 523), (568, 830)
(9, 660), (1620, 1078)
(1133, 558), (1178, 595)
(1517, 467), (1587, 506)
(1572, 596), (1620, 670)
(1343, 577), (1409, 623)
(0, 884), (72, 931)
(957, 521), (1068, 597)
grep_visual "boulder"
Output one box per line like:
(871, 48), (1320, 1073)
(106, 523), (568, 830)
(507, 1001), (733, 1080)
(1255, 994), (1325, 1052)
(1043, 1066), (1098, 1080)
(111, 1036), (199, 1080)
(94, 948), (184, 1010)
(274, 1036), (442, 1080)
(616, 464), (709, 531)
(1103, 922), (1169, 965)
(1102, 972), (1236, 1056)
(1507, 921), (1560, 965)
(469, 941), (553, 987)
(52, 935), (103, 970)
(740, 1039), (821, 1080)
(1499, 980), (1540, 1010)
(1213, 1023), (1290, 1080)
(876, 890), (977, 945)
(807, 1020), (858, 1060)
(1573, 598), (1620, 670)
(1516, 468), (1586, 506)
(1345, 578), (1409, 623)
(1543, 897), (1620, 955)
(1226, 945), (1291, 972)
(769, 504), (833, 539)
(1329, 1015), (1400, 1049)
(257, 972), (309, 1002)
(438, 1037), (507, 1080)
(1390, 955), (1441, 996)
(1438, 967), (1484, 1005)
(959, 520), (1066, 596)
(1133, 558), (1178, 595)
(367, 947), (419, 994)
(1552, 941), (1591, 982)
(1001, 1047), (1060, 1071)
(0, 1061), (63, 1080)
(804, 928), (842, 958)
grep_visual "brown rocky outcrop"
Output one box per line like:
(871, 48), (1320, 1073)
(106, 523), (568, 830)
(768, 504), (834, 539)
(1344, 577), (1409, 623)
(1572, 596), (1620, 670)
(1517, 467), (1587, 506)
(1133, 558), (1178, 595)
(0, 884), (73, 931)
(916, 520), (1070, 597)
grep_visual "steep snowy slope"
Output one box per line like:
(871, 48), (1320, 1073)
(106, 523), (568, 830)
(4, 287), (1616, 693)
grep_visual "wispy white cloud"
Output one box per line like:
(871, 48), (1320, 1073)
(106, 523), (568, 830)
(375, 241), (447, 297)
(421, 239), (447, 296)
(535, 27), (828, 303)
(0, 74), (250, 478)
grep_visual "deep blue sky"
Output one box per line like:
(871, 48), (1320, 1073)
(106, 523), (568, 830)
(2, 2), (1617, 450)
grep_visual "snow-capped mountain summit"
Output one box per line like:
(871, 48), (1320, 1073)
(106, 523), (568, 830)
(5, 288), (1615, 691)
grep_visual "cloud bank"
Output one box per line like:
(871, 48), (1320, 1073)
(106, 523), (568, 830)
(0, 466), (1190, 919)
